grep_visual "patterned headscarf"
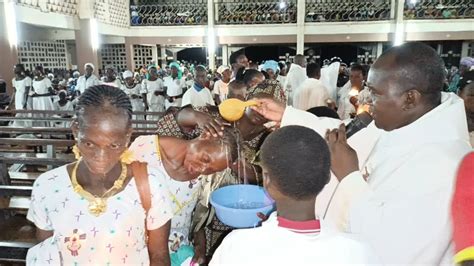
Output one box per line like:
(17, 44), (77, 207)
(262, 60), (279, 73)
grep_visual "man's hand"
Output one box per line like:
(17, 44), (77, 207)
(250, 98), (286, 122)
(326, 123), (359, 182)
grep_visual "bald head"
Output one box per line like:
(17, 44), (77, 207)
(294, 54), (307, 68)
(372, 42), (445, 105)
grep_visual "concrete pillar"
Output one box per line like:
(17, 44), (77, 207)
(207, 0), (216, 70)
(0, 0), (19, 94)
(376, 42), (384, 58)
(222, 45), (228, 66)
(393, 0), (405, 46)
(125, 37), (134, 71)
(461, 41), (470, 58)
(160, 46), (167, 69)
(296, 0), (306, 54)
(75, 19), (100, 75)
(151, 45), (158, 66)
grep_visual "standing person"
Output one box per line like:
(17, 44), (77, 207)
(284, 54), (307, 105)
(121, 70), (148, 127)
(9, 64), (33, 127)
(26, 85), (173, 265)
(262, 60), (279, 80)
(76, 63), (100, 95)
(210, 126), (377, 265)
(337, 64), (367, 121)
(458, 70), (474, 146)
(293, 63), (330, 110)
(142, 66), (166, 124)
(164, 62), (186, 109)
(212, 65), (231, 105)
(101, 65), (122, 88)
(276, 61), (288, 85)
(31, 65), (55, 127)
(251, 42), (472, 264)
(448, 57), (474, 93)
(181, 66), (215, 107)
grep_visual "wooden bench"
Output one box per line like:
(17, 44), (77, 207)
(0, 241), (35, 263)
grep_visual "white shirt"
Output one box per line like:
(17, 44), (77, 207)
(210, 212), (378, 265)
(142, 79), (165, 112)
(26, 165), (173, 265)
(212, 79), (229, 102)
(76, 74), (100, 94)
(284, 64), (307, 105)
(280, 92), (472, 264)
(163, 76), (186, 109)
(293, 78), (330, 110)
(181, 87), (215, 107)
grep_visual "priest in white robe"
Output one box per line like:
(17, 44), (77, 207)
(284, 54), (307, 106)
(250, 42), (472, 264)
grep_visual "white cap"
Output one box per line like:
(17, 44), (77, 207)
(216, 65), (230, 75)
(84, 63), (95, 70)
(122, 70), (134, 79)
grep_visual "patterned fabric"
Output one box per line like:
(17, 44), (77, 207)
(26, 165), (173, 265)
(130, 135), (203, 254)
(247, 79), (287, 103)
(154, 104), (271, 258)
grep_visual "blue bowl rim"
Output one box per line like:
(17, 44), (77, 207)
(210, 184), (275, 212)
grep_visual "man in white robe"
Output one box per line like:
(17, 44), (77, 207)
(250, 42), (472, 264)
(293, 63), (330, 110)
(284, 54), (307, 106)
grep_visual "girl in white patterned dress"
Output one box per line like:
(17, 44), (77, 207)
(26, 85), (173, 265)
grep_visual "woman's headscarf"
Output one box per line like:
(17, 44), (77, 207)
(169, 61), (183, 79)
(262, 60), (279, 74)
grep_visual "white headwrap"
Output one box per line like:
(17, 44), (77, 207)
(84, 63), (95, 70)
(122, 70), (134, 79)
(216, 65), (230, 75)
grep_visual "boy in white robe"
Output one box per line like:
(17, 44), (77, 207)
(210, 126), (377, 265)
(250, 42), (472, 264)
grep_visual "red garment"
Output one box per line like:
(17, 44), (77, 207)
(452, 152), (474, 253)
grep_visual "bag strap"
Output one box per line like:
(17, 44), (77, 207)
(132, 161), (151, 215)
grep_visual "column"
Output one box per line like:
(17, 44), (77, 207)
(151, 45), (159, 66)
(207, 0), (216, 70)
(393, 0), (405, 46)
(125, 37), (134, 71)
(461, 41), (470, 58)
(0, 0), (19, 94)
(160, 46), (167, 69)
(75, 19), (100, 75)
(296, 0), (306, 55)
(222, 45), (228, 66)
(376, 42), (384, 58)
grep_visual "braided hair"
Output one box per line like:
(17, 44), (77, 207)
(75, 85), (133, 126)
(235, 66), (263, 87)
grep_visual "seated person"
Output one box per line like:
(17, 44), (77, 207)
(210, 125), (377, 265)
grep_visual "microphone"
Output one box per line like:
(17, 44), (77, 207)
(345, 111), (373, 138)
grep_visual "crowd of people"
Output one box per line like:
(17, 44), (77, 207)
(1, 42), (473, 265)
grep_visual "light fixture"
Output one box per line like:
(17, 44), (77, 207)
(279, 1), (287, 9)
(409, 0), (418, 5)
(4, 0), (18, 48)
(90, 18), (99, 50)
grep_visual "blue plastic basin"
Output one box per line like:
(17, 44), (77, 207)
(210, 184), (275, 228)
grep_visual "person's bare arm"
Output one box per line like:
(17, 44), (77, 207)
(36, 227), (53, 242)
(176, 107), (225, 137)
(148, 220), (171, 266)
